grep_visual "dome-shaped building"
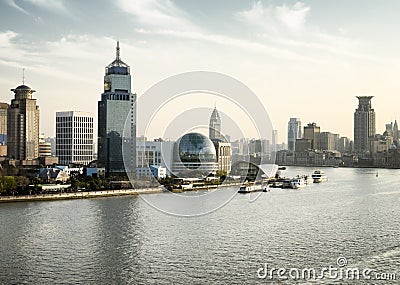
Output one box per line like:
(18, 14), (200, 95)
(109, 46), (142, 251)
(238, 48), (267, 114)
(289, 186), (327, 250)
(173, 132), (218, 176)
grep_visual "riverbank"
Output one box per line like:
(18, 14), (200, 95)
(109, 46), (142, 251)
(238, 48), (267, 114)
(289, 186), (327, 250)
(0, 188), (164, 203)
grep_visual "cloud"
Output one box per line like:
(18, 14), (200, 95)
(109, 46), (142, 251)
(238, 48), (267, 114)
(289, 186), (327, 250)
(236, 1), (310, 35)
(116, 0), (196, 31)
(6, 0), (68, 15)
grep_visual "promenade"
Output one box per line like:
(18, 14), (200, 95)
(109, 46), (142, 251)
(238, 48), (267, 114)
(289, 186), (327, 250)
(0, 188), (163, 203)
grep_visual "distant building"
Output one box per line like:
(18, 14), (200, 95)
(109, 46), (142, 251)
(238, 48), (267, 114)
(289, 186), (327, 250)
(295, 138), (312, 152)
(56, 111), (94, 165)
(209, 107), (223, 141)
(272, 130), (278, 152)
(7, 83), (40, 160)
(354, 96), (376, 156)
(288, 118), (302, 151)
(98, 41), (136, 174)
(213, 141), (232, 174)
(136, 139), (175, 177)
(303, 122), (320, 150)
(319, 132), (338, 151)
(0, 103), (8, 145)
(39, 134), (52, 157)
(337, 137), (351, 154)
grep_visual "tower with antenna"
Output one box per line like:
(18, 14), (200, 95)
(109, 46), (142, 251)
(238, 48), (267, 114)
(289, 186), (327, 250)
(98, 41), (136, 174)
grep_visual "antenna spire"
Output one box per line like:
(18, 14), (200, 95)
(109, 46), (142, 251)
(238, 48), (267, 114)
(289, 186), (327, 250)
(22, 68), (25, 85)
(116, 41), (120, 61)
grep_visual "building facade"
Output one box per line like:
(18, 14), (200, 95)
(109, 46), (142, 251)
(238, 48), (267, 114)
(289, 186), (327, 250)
(209, 107), (223, 141)
(7, 84), (39, 160)
(288, 118), (302, 151)
(56, 111), (94, 165)
(39, 134), (52, 157)
(0, 103), (8, 145)
(98, 42), (137, 174)
(354, 96), (376, 156)
(303, 122), (320, 150)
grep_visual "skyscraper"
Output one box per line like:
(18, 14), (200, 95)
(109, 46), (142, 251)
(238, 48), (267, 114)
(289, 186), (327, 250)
(209, 107), (222, 141)
(56, 111), (94, 165)
(287, 118), (302, 151)
(354, 96), (375, 155)
(272, 130), (278, 152)
(7, 83), (39, 160)
(303, 122), (320, 150)
(98, 42), (136, 174)
(0, 103), (8, 145)
(393, 120), (399, 142)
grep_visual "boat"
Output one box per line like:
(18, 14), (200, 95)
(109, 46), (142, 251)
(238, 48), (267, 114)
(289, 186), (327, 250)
(282, 178), (292, 189)
(238, 182), (269, 193)
(311, 170), (328, 183)
(290, 177), (306, 189)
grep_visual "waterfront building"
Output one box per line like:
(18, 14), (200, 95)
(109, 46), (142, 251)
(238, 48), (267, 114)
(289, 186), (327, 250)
(136, 139), (174, 177)
(303, 122), (320, 150)
(213, 141), (232, 174)
(56, 111), (94, 165)
(295, 138), (312, 152)
(98, 42), (137, 174)
(354, 96), (376, 156)
(288, 118), (302, 151)
(7, 83), (39, 160)
(173, 132), (218, 177)
(337, 137), (351, 154)
(39, 134), (52, 157)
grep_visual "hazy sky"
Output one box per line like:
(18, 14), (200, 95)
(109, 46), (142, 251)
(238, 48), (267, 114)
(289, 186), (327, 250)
(1, 0), (400, 143)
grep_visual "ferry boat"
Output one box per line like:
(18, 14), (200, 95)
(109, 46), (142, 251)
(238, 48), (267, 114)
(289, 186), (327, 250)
(290, 177), (306, 189)
(238, 182), (269, 193)
(311, 170), (328, 183)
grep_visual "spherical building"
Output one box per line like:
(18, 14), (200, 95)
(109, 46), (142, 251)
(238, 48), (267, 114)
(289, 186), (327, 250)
(173, 132), (218, 176)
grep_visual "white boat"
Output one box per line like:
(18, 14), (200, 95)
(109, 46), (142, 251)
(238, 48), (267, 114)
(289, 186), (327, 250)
(291, 177), (306, 189)
(312, 170), (328, 183)
(238, 182), (269, 193)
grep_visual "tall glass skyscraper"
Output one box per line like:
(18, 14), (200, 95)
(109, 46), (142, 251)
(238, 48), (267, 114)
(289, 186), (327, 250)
(98, 42), (136, 174)
(287, 118), (302, 151)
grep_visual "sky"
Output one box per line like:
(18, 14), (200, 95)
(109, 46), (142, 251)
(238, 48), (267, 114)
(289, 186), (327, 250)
(1, 0), (400, 143)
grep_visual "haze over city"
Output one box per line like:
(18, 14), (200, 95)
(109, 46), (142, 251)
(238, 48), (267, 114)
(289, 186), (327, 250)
(1, 0), (400, 140)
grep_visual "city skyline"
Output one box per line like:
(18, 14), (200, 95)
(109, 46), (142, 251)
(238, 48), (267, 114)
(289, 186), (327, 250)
(1, 1), (400, 140)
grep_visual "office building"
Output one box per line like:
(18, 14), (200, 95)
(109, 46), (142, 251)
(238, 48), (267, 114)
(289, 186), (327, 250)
(39, 134), (52, 157)
(354, 96), (376, 156)
(7, 83), (39, 160)
(288, 118), (302, 151)
(98, 42), (137, 174)
(209, 107), (223, 141)
(56, 111), (94, 165)
(304, 122), (320, 150)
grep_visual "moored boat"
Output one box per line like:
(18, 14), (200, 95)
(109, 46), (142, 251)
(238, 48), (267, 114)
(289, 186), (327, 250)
(291, 177), (306, 189)
(311, 170), (328, 183)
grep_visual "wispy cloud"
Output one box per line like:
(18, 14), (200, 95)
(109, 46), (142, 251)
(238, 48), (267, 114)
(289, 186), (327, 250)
(116, 0), (195, 30)
(5, 0), (68, 16)
(236, 1), (310, 35)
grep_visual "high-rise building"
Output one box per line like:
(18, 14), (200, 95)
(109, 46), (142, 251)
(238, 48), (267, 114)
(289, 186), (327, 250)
(319, 132), (336, 151)
(354, 96), (375, 155)
(98, 42), (137, 174)
(272, 130), (278, 152)
(288, 118), (302, 151)
(0, 103), (8, 145)
(393, 120), (399, 142)
(7, 83), (39, 160)
(303, 122), (320, 150)
(209, 107), (222, 141)
(56, 111), (94, 165)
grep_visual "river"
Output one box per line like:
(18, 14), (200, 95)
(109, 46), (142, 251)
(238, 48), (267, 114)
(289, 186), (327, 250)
(0, 166), (399, 284)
